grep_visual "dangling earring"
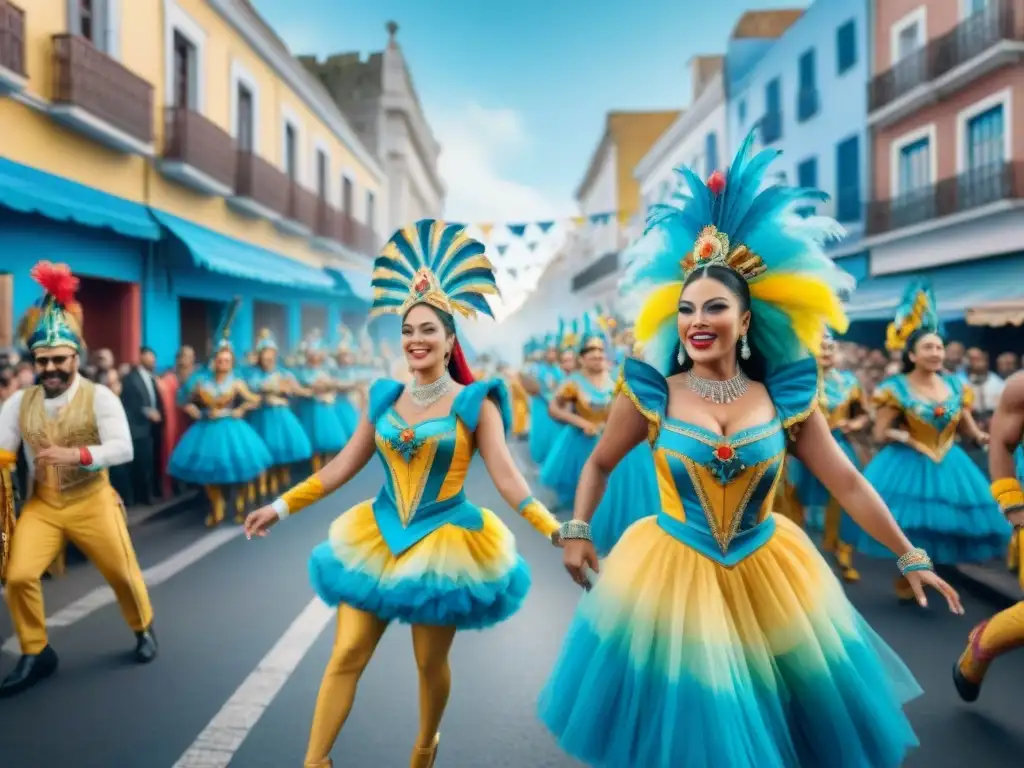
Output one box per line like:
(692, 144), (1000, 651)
(677, 345), (687, 366)
(740, 334), (751, 360)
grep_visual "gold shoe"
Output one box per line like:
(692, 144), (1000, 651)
(410, 733), (440, 768)
(205, 491), (225, 527)
(304, 760), (332, 767)
(836, 544), (860, 583)
(894, 575), (915, 602)
(234, 488), (247, 524)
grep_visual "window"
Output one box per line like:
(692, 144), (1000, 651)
(71, 0), (117, 56)
(765, 78), (781, 114)
(797, 49), (818, 122)
(966, 104), (1004, 170)
(762, 78), (782, 143)
(80, 0), (95, 41)
(738, 99), (747, 126)
(172, 31), (196, 110)
(963, 0), (989, 17)
(836, 20), (856, 74)
(898, 137), (931, 195)
(236, 85), (253, 151)
(704, 133), (718, 176)
(835, 136), (861, 223)
(796, 157), (818, 216)
(341, 176), (353, 214)
(366, 191), (376, 230)
(284, 123), (297, 179)
(316, 149), (328, 198)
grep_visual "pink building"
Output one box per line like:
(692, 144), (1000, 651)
(866, 0), (1024, 280)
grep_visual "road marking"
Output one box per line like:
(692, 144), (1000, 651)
(173, 598), (334, 768)
(2, 526), (244, 655)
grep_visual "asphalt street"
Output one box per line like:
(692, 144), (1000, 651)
(1, 441), (1022, 767)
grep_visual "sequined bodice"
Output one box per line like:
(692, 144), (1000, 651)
(191, 375), (245, 410)
(822, 370), (860, 430)
(248, 367), (294, 405)
(560, 373), (614, 425)
(297, 365), (335, 404)
(875, 374), (965, 461)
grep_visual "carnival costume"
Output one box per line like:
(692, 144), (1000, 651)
(539, 135), (922, 768)
(0, 262), (156, 698)
(264, 219), (560, 768)
(293, 339), (348, 472)
(168, 300), (272, 525)
(788, 332), (866, 581)
(332, 325), (361, 436)
(858, 282), (1009, 568)
(506, 365), (531, 438)
(245, 330), (313, 497)
(528, 330), (566, 465)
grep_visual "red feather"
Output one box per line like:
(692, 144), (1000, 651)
(707, 170), (727, 196)
(30, 261), (79, 307)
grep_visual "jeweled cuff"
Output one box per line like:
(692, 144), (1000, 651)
(518, 495), (559, 538)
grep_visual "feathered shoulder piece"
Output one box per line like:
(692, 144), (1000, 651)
(25, 261), (84, 351)
(886, 280), (942, 352)
(370, 219), (500, 321)
(620, 130), (854, 375)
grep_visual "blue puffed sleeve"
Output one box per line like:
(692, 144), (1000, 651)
(454, 379), (512, 434)
(872, 374), (904, 412)
(764, 357), (820, 430)
(367, 378), (404, 423)
(616, 356), (669, 445)
(176, 369), (204, 406)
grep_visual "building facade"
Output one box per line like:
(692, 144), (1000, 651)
(633, 56), (727, 237)
(725, 3), (870, 274)
(0, 0), (386, 365)
(300, 22), (445, 236)
(863, 0), (1024, 294)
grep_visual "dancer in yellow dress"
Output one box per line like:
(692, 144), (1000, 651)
(954, 369), (1024, 701)
(244, 219), (560, 768)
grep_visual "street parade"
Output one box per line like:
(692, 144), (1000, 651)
(1, 1), (1024, 766)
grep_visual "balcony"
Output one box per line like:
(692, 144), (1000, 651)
(572, 251), (620, 293)
(49, 34), (153, 155)
(866, 161), (1023, 237)
(229, 150), (288, 221)
(276, 181), (317, 236)
(0, 0), (27, 94)
(159, 107), (236, 197)
(760, 111), (782, 145)
(796, 87), (819, 122)
(868, 0), (1024, 128)
(340, 214), (378, 257)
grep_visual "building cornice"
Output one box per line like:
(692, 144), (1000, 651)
(384, 104), (445, 198)
(634, 73), (724, 182)
(207, 0), (385, 184)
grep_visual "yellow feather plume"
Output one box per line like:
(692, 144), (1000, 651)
(635, 282), (683, 343)
(749, 274), (848, 355)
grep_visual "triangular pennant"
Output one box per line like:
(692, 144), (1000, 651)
(507, 267), (518, 278)
(527, 242), (538, 252)
(571, 216), (586, 227)
(588, 213), (604, 225)
(496, 244), (509, 256)
(479, 223), (494, 238)
(617, 210), (630, 226)
(537, 221), (555, 234)
(507, 223), (528, 237)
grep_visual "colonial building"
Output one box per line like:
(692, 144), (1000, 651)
(0, 0), (383, 364)
(300, 21), (445, 235)
(856, 0), (1024, 330)
(633, 56), (727, 238)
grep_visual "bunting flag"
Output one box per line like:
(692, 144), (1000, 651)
(537, 221), (555, 233)
(496, 244), (509, 256)
(527, 242), (538, 252)
(507, 223), (529, 237)
(453, 210), (627, 245)
(479, 223), (494, 238)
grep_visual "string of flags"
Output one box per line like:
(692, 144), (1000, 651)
(451, 209), (629, 258)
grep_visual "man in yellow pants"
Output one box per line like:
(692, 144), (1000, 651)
(953, 369), (1024, 701)
(0, 262), (156, 698)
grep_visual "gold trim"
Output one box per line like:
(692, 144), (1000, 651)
(613, 374), (661, 446)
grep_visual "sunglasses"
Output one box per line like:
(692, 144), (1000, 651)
(34, 354), (74, 368)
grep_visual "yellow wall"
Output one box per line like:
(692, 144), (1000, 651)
(608, 111), (680, 221)
(2, 0), (381, 264)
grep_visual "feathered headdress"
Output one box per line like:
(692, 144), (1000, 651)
(370, 219), (500, 322)
(621, 130), (853, 375)
(578, 313), (607, 353)
(22, 262), (85, 352)
(301, 329), (325, 356)
(556, 318), (578, 353)
(255, 328), (278, 352)
(212, 298), (241, 353)
(885, 280), (942, 352)
(336, 324), (355, 353)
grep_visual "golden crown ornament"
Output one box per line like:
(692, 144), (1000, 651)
(680, 225), (767, 282)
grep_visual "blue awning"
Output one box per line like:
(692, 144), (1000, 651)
(326, 268), (372, 302)
(845, 253), (1024, 321)
(0, 157), (160, 241)
(152, 209), (336, 291)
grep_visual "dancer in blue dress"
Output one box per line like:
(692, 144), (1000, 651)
(331, 325), (362, 437)
(169, 300), (272, 525)
(540, 136), (963, 768)
(858, 281), (1010, 599)
(245, 329), (312, 499)
(788, 329), (869, 581)
(523, 328), (569, 466)
(293, 337), (348, 472)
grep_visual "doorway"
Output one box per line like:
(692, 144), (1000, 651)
(77, 276), (140, 365)
(178, 297), (224, 364)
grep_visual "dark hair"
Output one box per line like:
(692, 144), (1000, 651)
(900, 327), (944, 374)
(139, 346), (155, 356)
(401, 303), (475, 385)
(669, 264), (768, 382)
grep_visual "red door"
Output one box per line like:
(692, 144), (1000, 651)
(77, 276), (140, 365)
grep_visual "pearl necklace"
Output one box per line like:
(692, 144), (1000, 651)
(409, 372), (453, 408)
(685, 370), (750, 404)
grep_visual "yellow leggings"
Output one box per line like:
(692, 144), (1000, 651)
(304, 605), (456, 766)
(958, 601), (1024, 683)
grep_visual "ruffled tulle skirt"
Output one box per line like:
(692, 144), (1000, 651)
(246, 405), (312, 466)
(857, 443), (1010, 563)
(336, 396), (360, 437)
(529, 396), (560, 464)
(295, 398), (348, 454)
(590, 444), (661, 555)
(308, 501), (531, 628)
(789, 432), (863, 541)
(538, 515), (922, 768)
(540, 424), (595, 507)
(168, 417), (272, 485)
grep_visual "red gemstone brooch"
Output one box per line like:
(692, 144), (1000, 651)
(708, 442), (745, 483)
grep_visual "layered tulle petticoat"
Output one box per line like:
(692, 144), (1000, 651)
(529, 396), (560, 464)
(169, 418), (272, 485)
(858, 443), (1010, 563)
(590, 444), (661, 555)
(294, 398), (348, 454)
(539, 515), (922, 768)
(309, 500), (531, 629)
(247, 406), (313, 465)
(539, 425), (594, 507)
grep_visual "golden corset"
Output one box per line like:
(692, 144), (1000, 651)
(823, 373), (860, 431)
(873, 377), (964, 462)
(558, 378), (612, 426)
(19, 380), (108, 507)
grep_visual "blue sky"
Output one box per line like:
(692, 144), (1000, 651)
(252, 0), (810, 227)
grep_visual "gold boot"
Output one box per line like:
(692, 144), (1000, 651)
(312, 454), (323, 473)
(894, 575), (915, 602)
(410, 733), (440, 768)
(281, 466), (292, 488)
(269, 469), (280, 496)
(836, 543), (860, 583)
(303, 760), (332, 767)
(1008, 530), (1019, 572)
(235, 487), (247, 523)
(205, 486), (225, 527)
(259, 472), (269, 499)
